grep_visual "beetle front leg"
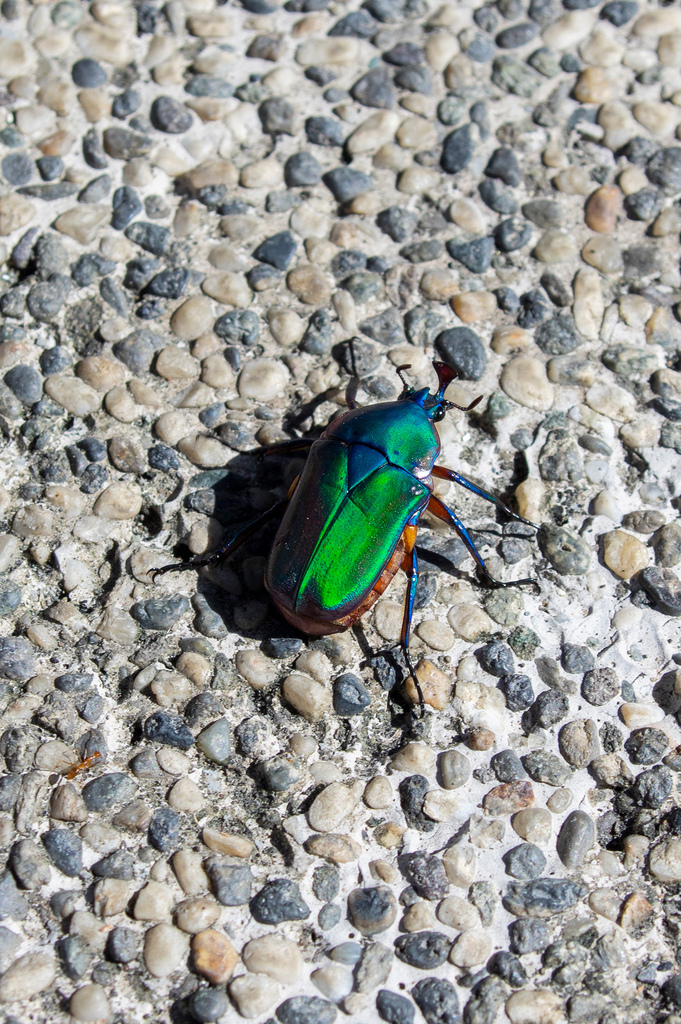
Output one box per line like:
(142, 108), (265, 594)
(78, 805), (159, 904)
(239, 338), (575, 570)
(432, 465), (539, 529)
(427, 495), (537, 589)
(400, 544), (425, 717)
(148, 499), (289, 582)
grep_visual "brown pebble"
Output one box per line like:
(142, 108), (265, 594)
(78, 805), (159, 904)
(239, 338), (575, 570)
(466, 728), (495, 751)
(584, 186), (621, 233)
(191, 929), (239, 984)
(483, 781), (534, 816)
(573, 67), (612, 103)
(619, 892), (653, 936)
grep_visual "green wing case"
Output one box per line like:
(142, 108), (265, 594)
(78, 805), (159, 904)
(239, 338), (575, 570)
(266, 438), (430, 621)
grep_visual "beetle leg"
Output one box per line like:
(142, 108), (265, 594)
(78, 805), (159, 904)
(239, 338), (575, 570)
(148, 499), (288, 582)
(261, 439), (314, 458)
(432, 465), (539, 529)
(427, 494), (536, 589)
(399, 543), (425, 717)
(345, 375), (360, 411)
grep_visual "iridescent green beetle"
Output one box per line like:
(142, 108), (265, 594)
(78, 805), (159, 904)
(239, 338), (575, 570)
(152, 362), (537, 709)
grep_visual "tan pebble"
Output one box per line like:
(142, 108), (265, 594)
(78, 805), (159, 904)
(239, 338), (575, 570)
(0, 953), (56, 1003)
(172, 851), (209, 896)
(466, 728), (494, 751)
(659, 31), (681, 67)
(423, 790), (459, 821)
(542, 9), (596, 49)
(238, 358), (289, 400)
(542, 141), (568, 168)
(586, 383), (636, 421)
(442, 844), (477, 888)
(505, 990), (563, 1024)
(268, 309), (305, 347)
(579, 24), (624, 67)
(43, 485), (84, 517)
(168, 777), (205, 814)
(619, 294), (652, 326)
(242, 935), (303, 983)
(75, 356), (125, 392)
(364, 776), (393, 809)
(93, 482), (143, 520)
(581, 235), (622, 273)
(649, 838), (681, 883)
(553, 166), (591, 196)
(178, 435), (228, 468)
(44, 376), (99, 416)
(619, 892), (653, 934)
(396, 116), (438, 150)
(175, 652), (211, 688)
(286, 265), (331, 305)
(512, 807), (552, 845)
(416, 619), (456, 651)
(171, 297), (214, 341)
(219, 214), (260, 243)
(397, 165), (440, 194)
(308, 780), (363, 833)
(450, 930), (491, 967)
(437, 894), (480, 931)
(424, 29), (460, 70)
(547, 788), (572, 814)
(54, 205), (108, 244)
(373, 143), (412, 171)
(240, 157), (283, 189)
(653, 207), (681, 236)
(173, 203), (202, 237)
(634, 101), (679, 136)
(175, 897), (221, 935)
(533, 230), (578, 263)
(597, 99), (637, 151)
(390, 740), (436, 775)
(602, 530), (649, 580)
(347, 111), (400, 155)
(95, 609), (138, 644)
(289, 203), (330, 239)
(620, 702), (664, 728)
(304, 833), (362, 863)
(105, 386), (137, 423)
(0, 193), (34, 237)
(369, 859), (398, 883)
(229, 975), (280, 1018)
(305, 238), (336, 263)
(202, 272), (252, 307)
(451, 292), (496, 323)
(191, 929), (238, 984)
(448, 197), (485, 234)
(405, 660), (452, 712)
(156, 347), (200, 381)
(143, 924), (189, 978)
(78, 87), (110, 122)
(200, 354), (233, 390)
(618, 165), (648, 195)
(448, 604), (494, 640)
(282, 673), (331, 721)
(501, 356), (554, 412)
(373, 600), (402, 641)
(420, 269), (459, 301)
(134, 881), (172, 922)
(574, 66), (612, 102)
(235, 649), (277, 690)
(403, 902), (435, 932)
(573, 267), (603, 340)
(192, 333), (221, 360)
(491, 326), (532, 355)
(14, 104), (55, 137)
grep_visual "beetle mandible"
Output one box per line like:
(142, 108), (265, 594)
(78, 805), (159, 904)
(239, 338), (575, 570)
(151, 361), (538, 711)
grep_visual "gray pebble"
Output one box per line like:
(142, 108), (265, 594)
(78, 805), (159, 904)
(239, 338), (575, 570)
(395, 931), (450, 969)
(276, 996), (337, 1024)
(556, 810), (594, 868)
(412, 978), (460, 1024)
(131, 595), (190, 630)
(205, 856), (252, 906)
(503, 843), (546, 879)
(251, 878), (310, 924)
(435, 327), (487, 381)
(41, 829), (83, 877)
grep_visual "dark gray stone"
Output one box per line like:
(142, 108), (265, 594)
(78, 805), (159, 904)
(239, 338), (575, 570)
(150, 96), (193, 133)
(395, 931), (450, 969)
(441, 124), (474, 174)
(251, 878), (310, 924)
(503, 843), (546, 879)
(205, 855), (252, 906)
(445, 236), (494, 273)
(435, 327), (487, 381)
(81, 773), (137, 811)
(412, 978), (460, 1024)
(143, 711), (194, 750)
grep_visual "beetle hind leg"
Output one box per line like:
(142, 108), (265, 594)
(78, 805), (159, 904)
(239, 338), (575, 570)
(427, 494), (537, 590)
(432, 465), (539, 529)
(399, 543), (425, 717)
(148, 499), (288, 583)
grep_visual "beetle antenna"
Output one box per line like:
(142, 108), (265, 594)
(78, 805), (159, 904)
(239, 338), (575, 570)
(395, 364), (413, 393)
(449, 393), (484, 413)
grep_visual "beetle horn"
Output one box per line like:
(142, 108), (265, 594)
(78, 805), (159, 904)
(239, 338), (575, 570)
(432, 361), (458, 399)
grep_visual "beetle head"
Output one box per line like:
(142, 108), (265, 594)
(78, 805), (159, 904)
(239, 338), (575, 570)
(395, 361), (483, 421)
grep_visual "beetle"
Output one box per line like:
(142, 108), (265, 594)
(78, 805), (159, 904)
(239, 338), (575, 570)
(150, 361), (538, 711)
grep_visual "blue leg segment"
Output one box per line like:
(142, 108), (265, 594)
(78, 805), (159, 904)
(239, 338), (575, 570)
(432, 465), (538, 529)
(400, 544), (424, 715)
(149, 499), (288, 581)
(428, 494), (536, 588)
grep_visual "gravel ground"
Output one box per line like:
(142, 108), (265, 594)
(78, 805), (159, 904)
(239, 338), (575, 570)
(1, 0), (681, 1021)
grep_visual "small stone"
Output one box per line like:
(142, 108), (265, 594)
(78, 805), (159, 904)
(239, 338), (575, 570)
(347, 886), (397, 936)
(556, 810), (595, 868)
(581, 667), (619, 706)
(0, 953), (56, 1003)
(441, 124), (474, 174)
(603, 530), (649, 580)
(242, 935), (303, 984)
(584, 185), (621, 232)
(435, 327), (486, 381)
(143, 923), (189, 978)
(638, 567), (681, 615)
(395, 931), (450, 969)
(501, 356), (554, 412)
(412, 979), (460, 1024)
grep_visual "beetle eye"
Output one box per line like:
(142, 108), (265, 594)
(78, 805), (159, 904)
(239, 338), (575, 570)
(433, 408), (445, 422)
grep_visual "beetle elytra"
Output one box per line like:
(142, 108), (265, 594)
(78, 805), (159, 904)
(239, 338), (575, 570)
(151, 361), (538, 711)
